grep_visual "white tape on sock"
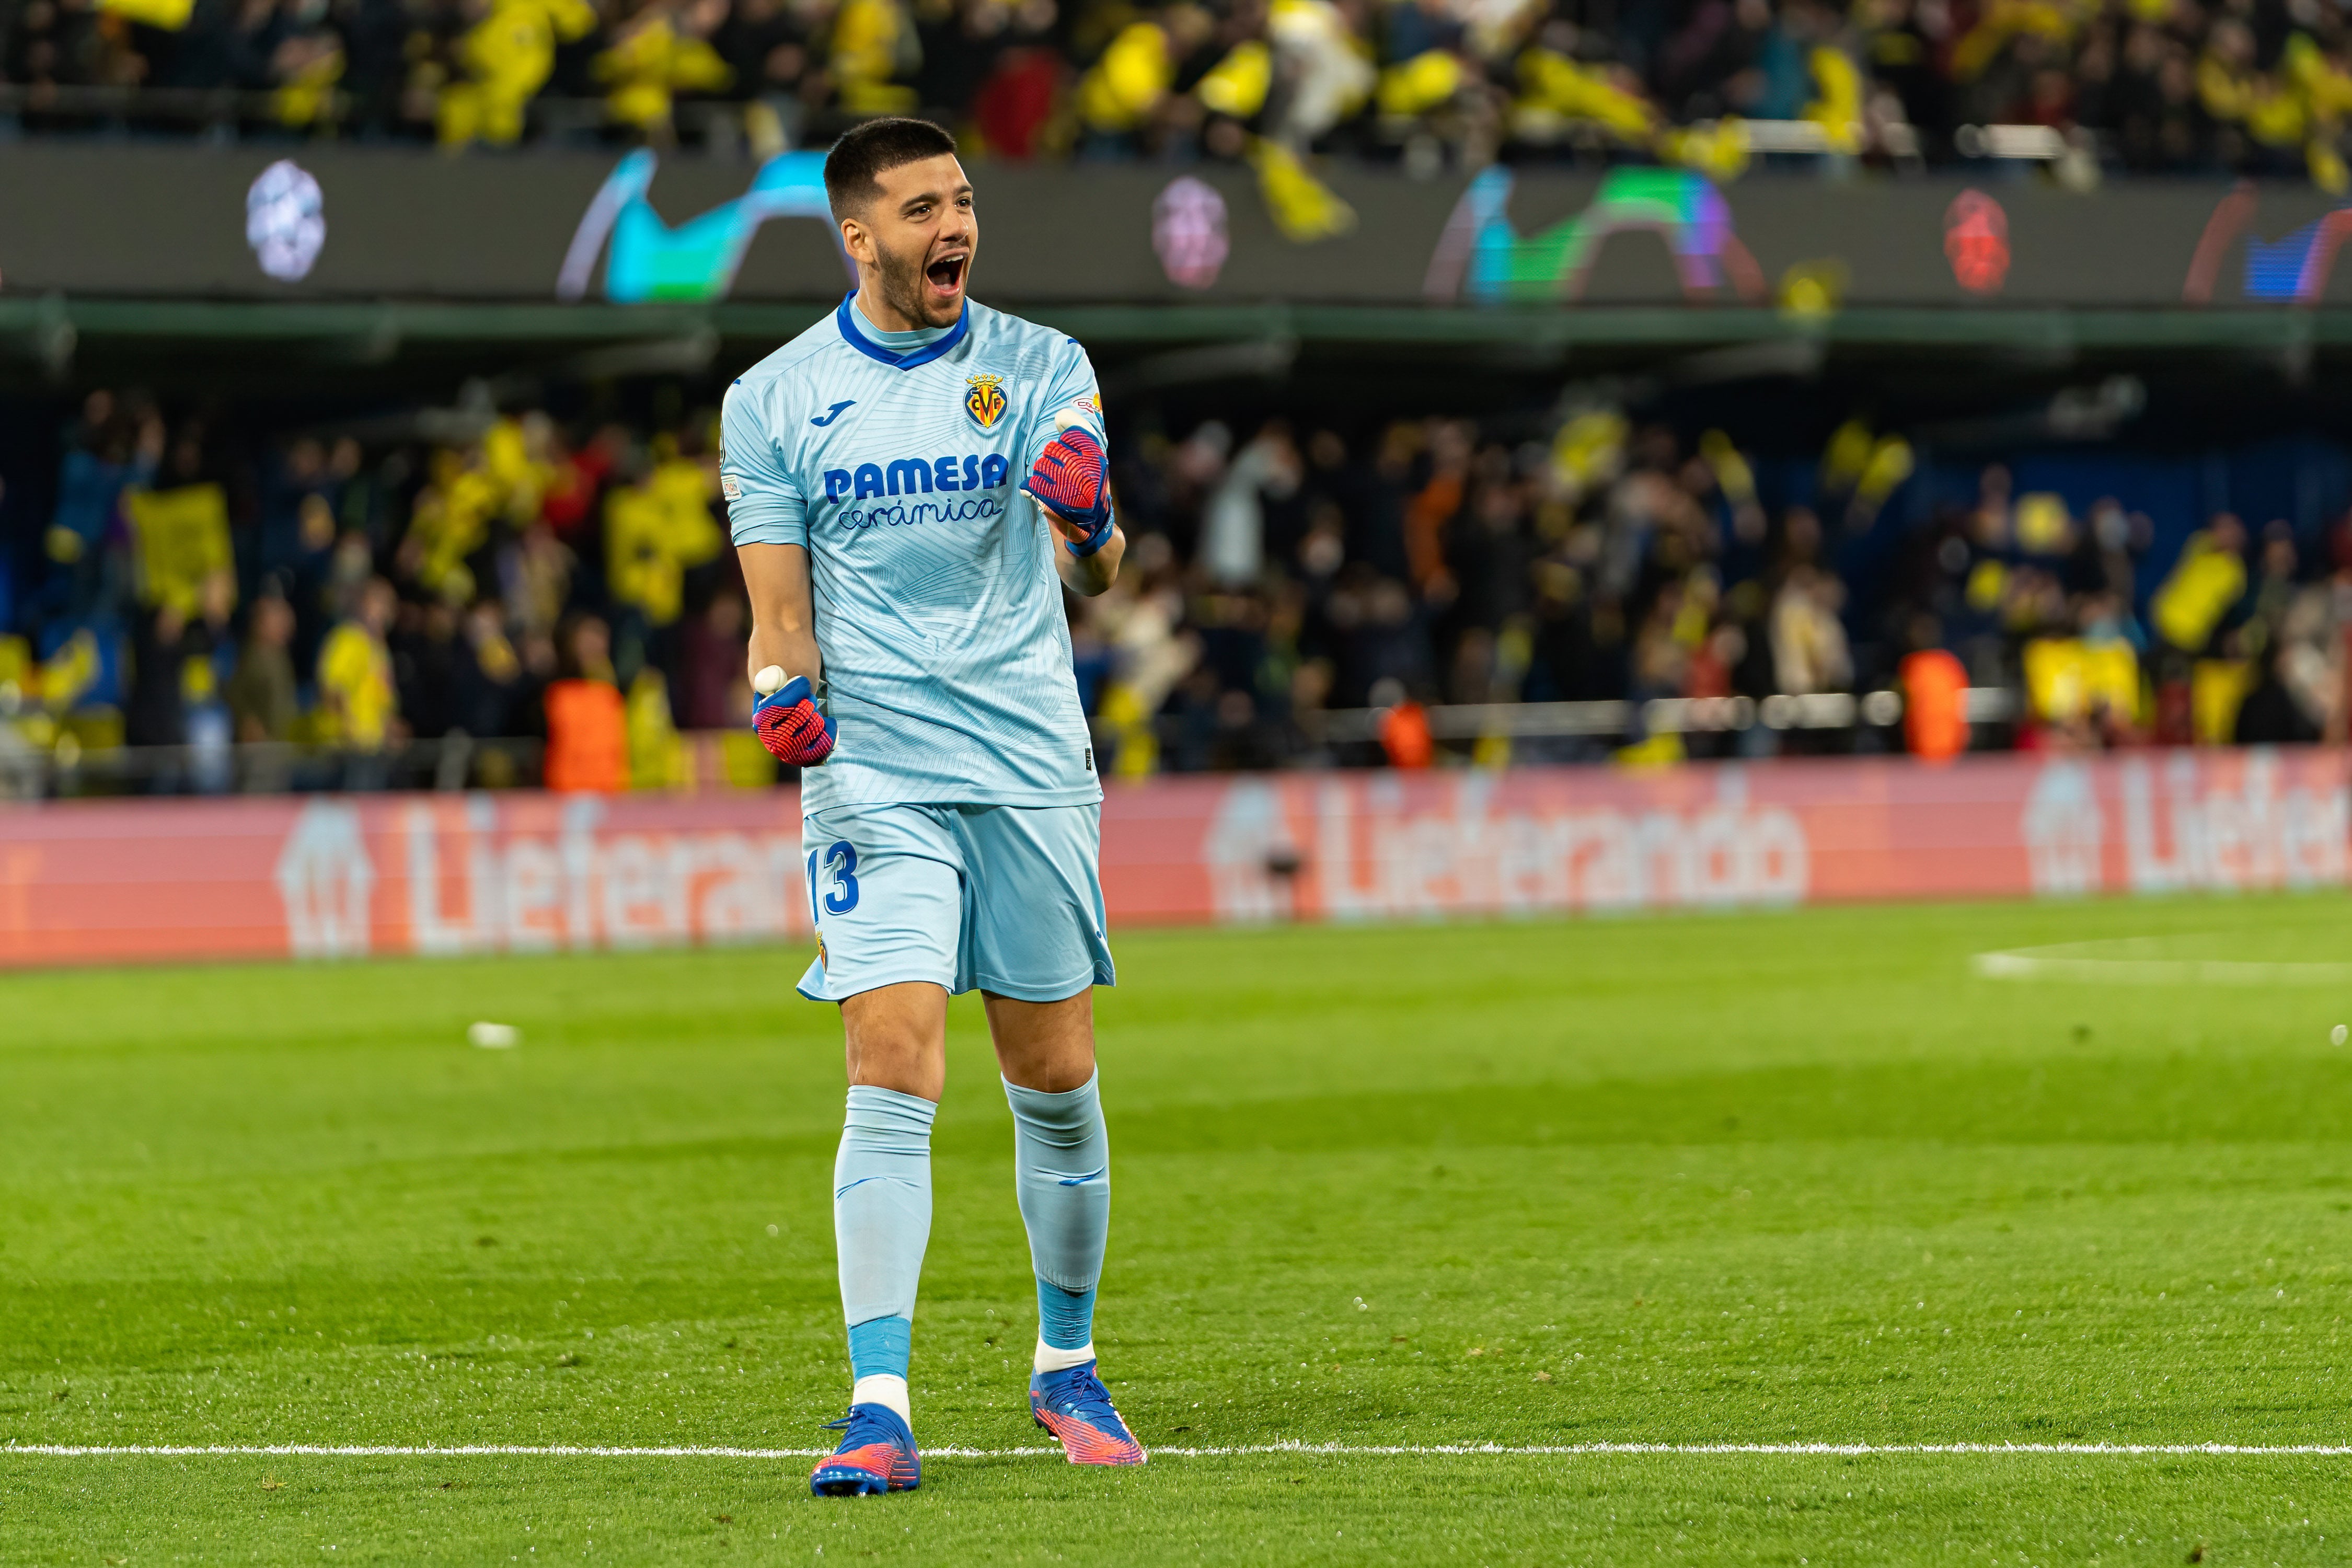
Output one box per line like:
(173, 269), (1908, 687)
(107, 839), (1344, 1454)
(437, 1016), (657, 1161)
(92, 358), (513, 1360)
(1034, 1339), (1094, 1374)
(851, 1374), (910, 1425)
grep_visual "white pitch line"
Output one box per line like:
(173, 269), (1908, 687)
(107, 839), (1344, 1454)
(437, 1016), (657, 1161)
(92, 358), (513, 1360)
(8, 1443), (2352, 1459)
(1971, 941), (2352, 986)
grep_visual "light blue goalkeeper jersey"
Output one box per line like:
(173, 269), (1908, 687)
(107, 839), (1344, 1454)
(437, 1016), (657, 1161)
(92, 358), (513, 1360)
(721, 293), (1107, 812)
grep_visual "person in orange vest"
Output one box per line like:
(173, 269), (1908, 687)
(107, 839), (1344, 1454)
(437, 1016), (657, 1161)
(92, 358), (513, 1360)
(1899, 622), (1970, 762)
(543, 613), (628, 792)
(1372, 676), (1435, 768)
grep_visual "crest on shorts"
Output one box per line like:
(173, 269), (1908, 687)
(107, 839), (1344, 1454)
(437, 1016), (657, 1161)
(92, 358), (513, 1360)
(963, 374), (1008, 431)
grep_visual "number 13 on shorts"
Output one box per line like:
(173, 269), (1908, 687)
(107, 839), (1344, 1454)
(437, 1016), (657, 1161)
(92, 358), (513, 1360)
(794, 802), (1116, 1007)
(809, 840), (861, 918)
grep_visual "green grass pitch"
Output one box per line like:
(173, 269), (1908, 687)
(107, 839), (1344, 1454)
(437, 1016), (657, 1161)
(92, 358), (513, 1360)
(7, 894), (2352, 1564)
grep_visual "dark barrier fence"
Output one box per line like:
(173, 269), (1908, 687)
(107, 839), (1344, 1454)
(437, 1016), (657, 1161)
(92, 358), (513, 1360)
(0, 692), (2027, 801)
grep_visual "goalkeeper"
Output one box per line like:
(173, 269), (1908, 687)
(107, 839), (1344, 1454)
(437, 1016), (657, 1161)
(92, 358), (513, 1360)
(721, 117), (1138, 1495)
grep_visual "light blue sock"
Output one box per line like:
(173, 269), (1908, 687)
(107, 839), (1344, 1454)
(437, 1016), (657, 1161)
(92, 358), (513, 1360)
(835, 1086), (936, 1390)
(1037, 1280), (1098, 1351)
(847, 1315), (912, 1380)
(1002, 1073), (1110, 1358)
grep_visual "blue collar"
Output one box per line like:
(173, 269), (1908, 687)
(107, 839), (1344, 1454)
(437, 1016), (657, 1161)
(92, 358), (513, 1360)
(835, 291), (971, 370)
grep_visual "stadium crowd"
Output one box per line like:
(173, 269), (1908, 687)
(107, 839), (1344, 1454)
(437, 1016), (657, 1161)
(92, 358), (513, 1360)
(0, 382), (2344, 792)
(8, 0), (2352, 183)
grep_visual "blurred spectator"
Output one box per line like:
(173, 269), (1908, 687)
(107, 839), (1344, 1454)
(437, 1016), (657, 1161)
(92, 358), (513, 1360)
(11, 0), (2352, 188)
(539, 426), (615, 541)
(256, 436), (350, 587)
(2234, 636), (2321, 745)
(1899, 637), (1968, 760)
(2151, 512), (2247, 658)
(1769, 562), (1852, 695)
(626, 664), (685, 785)
(317, 574), (401, 784)
(715, 0), (815, 149)
(1373, 676), (1433, 767)
(604, 430), (724, 681)
(596, 0), (733, 141)
(392, 596), (464, 739)
(45, 392), (160, 621)
(674, 589), (749, 729)
(826, 0), (921, 116)
(165, 0), (282, 95)
(1075, 4), (1213, 157)
(454, 597), (528, 737)
(544, 612), (628, 790)
(501, 521), (578, 640)
(125, 599), (192, 752)
(15, 379), (2352, 787)
(437, 0), (598, 148)
(226, 592), (300, 742)
(124, 431), (236, 624)
(337, 0), (412, 133)
(182, 568), (238, 792)
(969, 1), (1065, 158)
(1200, 422), (1300, 587)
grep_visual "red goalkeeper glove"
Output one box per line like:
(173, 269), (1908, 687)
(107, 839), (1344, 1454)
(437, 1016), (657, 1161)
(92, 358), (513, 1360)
(752, 673), (836, 767)
(1022, 428), (1114, 556)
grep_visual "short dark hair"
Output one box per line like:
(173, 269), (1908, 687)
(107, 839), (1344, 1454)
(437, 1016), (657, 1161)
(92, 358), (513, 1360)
(824, 118), (961, 220)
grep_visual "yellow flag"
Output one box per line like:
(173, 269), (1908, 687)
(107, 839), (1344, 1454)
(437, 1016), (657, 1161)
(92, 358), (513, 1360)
(1246, 137), (1357, 242)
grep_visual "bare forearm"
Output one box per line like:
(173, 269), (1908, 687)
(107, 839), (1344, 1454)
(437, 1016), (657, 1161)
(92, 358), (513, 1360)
(739, 541), (822, 685)
(1057, 524), (1125, 597)
(750, 621), (821, 685)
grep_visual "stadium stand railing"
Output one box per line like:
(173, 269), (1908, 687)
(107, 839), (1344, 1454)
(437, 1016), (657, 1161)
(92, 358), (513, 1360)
(0, 691), (2033, 800)
(1306, 688), (2018, 744)
(0, 733), (546, 801)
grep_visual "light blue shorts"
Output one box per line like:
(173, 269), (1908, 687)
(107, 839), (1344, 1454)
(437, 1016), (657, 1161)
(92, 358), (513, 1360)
(798, 801), (1116, 1004)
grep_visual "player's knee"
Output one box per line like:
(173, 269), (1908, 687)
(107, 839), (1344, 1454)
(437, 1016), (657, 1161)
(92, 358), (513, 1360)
(845, 1036), (944, 1099)
(842, 983), (949, 1098)
(999, 1050), (1097, 1096)
(984, 990), (1096, 1092)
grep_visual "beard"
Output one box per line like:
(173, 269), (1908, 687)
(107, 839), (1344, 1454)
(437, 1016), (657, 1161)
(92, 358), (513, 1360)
(874, 237), (961, 329)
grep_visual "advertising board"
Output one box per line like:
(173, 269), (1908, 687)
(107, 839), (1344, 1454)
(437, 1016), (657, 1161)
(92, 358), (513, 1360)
(6, 145), (2351, 309)
(0, 750), (2339, 968)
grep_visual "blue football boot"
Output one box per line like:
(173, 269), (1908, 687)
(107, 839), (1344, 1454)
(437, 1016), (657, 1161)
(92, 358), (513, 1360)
(809, 1402), (921, 1495)
(1029, 1361), (1146, 1465)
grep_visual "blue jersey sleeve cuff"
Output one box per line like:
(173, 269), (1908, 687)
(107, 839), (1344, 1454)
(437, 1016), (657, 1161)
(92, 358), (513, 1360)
(730, 507), (809, 549)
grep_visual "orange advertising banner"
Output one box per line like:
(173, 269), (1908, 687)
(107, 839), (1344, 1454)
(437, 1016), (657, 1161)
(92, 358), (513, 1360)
(1, 749), (2344, 969)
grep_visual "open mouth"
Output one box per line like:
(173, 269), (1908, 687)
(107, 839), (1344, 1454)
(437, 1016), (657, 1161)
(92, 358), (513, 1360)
(926, 254), (967, 296)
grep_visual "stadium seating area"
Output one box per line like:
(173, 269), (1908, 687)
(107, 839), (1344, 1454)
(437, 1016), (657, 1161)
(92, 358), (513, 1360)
(5, 0), (2352, 183)
(0, 382), (2344, 793)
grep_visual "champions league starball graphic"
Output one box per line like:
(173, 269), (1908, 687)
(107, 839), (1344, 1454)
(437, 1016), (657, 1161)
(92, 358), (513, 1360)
(1943, 188), (2011, 295)
(244, 159), (326, 283)
(1151, 176), (1230, 290)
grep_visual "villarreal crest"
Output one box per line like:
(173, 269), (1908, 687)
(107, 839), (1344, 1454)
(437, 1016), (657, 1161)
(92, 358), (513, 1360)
(964, 374), (1008, 431)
